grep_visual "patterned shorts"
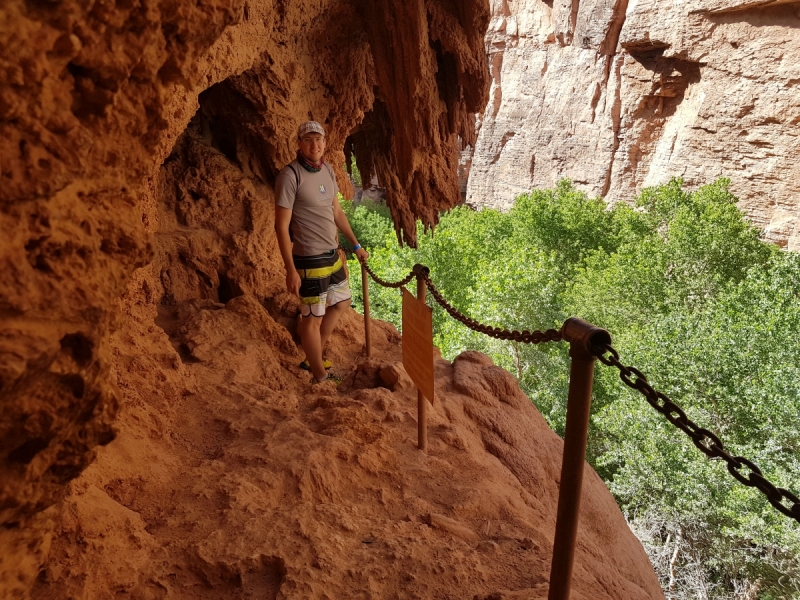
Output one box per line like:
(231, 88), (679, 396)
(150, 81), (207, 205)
(293, 249), (351, 317)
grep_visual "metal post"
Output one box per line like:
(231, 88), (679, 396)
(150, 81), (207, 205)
(361, 261), (372, 358)
(415, 268), (428, 452)
(548, 318), (611, 600)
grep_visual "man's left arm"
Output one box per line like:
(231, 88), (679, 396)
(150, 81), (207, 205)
(332, 196), (369, 262)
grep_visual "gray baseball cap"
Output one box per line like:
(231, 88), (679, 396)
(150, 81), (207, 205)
(298, 121), (325, 138)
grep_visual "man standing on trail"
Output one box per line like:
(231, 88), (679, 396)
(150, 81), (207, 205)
(274, 121), (369, 383)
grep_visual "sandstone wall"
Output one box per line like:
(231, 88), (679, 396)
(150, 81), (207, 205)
(25, 122), (663, 598)
(0, 0), (489, 594)
(466, 0), (800, 249)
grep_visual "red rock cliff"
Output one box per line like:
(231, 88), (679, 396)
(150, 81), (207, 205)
(13, 112), (661, 598)
(0, 1), (664, 598)
(1, 0), (489, 591)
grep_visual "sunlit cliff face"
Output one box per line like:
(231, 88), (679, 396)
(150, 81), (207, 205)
(465, 0), (800, 249)
(0, 0), (490, 594)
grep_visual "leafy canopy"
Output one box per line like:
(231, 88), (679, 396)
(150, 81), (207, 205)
(342, 179), (799, 598)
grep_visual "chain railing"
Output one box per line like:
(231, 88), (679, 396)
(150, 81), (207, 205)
(423, 273), (564, 344)
(362, 262), (415, 289)
(344, 250), (799, 599)
(593, 342), (800, 521)
(340, 248), (416, 359)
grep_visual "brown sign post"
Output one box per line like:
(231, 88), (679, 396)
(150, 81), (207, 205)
(361, 261), (372, 357)
(402, 268), (434, 451)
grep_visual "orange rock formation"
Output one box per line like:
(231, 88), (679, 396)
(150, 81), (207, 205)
(1, 1), (663, 597)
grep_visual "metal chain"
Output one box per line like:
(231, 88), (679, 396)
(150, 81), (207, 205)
(422, 273), (563, 344)
(592, 342), (800, 523)
(363, 262), (416, 289)
(338, 246), (415, 288)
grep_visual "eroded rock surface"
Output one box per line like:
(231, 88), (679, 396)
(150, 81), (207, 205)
(1, 0), (488, 594)
(18, 111), (663, 599)
(30, 299), (665, 599)
(466, 0), (800, 249)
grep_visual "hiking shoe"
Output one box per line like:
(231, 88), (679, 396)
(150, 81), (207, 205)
(300, 358), (333, 371)
(310, 373), (343, 386)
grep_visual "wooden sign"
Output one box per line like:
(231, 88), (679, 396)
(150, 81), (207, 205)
(402, 288), (435, 404)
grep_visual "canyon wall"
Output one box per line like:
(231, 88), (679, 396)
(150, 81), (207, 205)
(23, 120), (663, 598)
(0, 1), (667, 594)
(466, 0), (800, 249)
(0, 0), (490, 594)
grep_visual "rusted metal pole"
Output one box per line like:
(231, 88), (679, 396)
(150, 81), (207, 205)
(414, 264), (429, 453)
(361, 261), (372, 358)
(548, 318), (611, 600)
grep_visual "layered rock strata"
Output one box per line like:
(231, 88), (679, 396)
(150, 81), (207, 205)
(466, 0), (800, 249)
(1, 0), (489, 594)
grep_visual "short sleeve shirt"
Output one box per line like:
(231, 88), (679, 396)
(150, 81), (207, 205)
(275, 160), (339, 256)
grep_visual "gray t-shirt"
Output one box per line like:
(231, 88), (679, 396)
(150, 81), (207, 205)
(275, 160), (339, 256)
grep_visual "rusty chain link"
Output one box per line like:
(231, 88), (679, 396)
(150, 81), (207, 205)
(592, 342), (800, 523)
(339, 246), (415, 288)
(346, 252), (561, 342)
(363, 262), (416, 289)
(421, 273), (563, 344)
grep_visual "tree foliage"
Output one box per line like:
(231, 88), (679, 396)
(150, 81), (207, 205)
(343, 179), (800, 598)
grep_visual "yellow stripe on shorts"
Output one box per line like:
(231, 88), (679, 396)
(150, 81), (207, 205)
(299, 257), (342, 279)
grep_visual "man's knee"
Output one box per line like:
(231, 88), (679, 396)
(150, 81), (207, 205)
(299, 313), (323, 331)
(327, 300), (348, 315)
(320, 301), (347, 324)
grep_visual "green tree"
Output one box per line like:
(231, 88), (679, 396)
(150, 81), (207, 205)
(345, 179), (800, 598)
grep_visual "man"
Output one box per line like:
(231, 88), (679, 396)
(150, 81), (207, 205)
(274, 121), (369, 383)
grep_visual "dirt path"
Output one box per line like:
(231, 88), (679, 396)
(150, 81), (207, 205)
(33, 296), (663, 599)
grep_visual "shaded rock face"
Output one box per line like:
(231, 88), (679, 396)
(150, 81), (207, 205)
(0, 0), (489, 594)
(8, 91), (664, 598)
(1, 0), (665, 596)
(466, 0), (800, 249)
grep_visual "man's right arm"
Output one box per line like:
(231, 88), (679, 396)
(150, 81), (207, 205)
(275, 202), (301, 296)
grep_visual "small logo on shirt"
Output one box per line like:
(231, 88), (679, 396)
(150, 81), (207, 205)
(319, 185), (326, 193)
